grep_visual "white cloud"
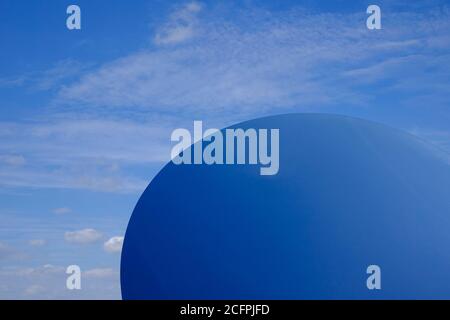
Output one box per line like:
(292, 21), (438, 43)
(84, 268), (118, 278)
(34, 59), (91, 91)
(155, 1), (202, 45)
(0, 265), (120, 299)
(0, 59), (91, 91)
(29, 239), (46, 247)
(103, 236), (124, 253)
(57, 7), (450, 117)
(64, 229), (103, 244)
(0, 265), (65, 277)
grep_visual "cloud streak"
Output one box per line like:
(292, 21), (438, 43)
(0, 265), (120, 299)
(64, 229), (103, 244)
(28, 239), (46, 247)
(0, 117), (170, 193)
(57, 6), (450, 116)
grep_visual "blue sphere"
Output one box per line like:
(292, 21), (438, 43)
(121, 114), (450, 299)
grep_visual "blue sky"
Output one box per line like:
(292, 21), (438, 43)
(0, 0), (449, 299)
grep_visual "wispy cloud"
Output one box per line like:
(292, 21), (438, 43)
(0, 59), (91, 92)
(0, 265), (120, 299)
(52, 207), (71, 215)
(64, 229), (103, 244)
(0, 241), (26, 261)
(154, 1), (203, 45)
(0, 117), (169, 193)
(56, 6), (450, 117)
(28, 239), (46, 247)
(0, 155), (26, 167)
(24, 284), (46, 296)
(409, 128), (450, 158)
(84, 268), (118, 278)
(103, 236), (124, 254)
